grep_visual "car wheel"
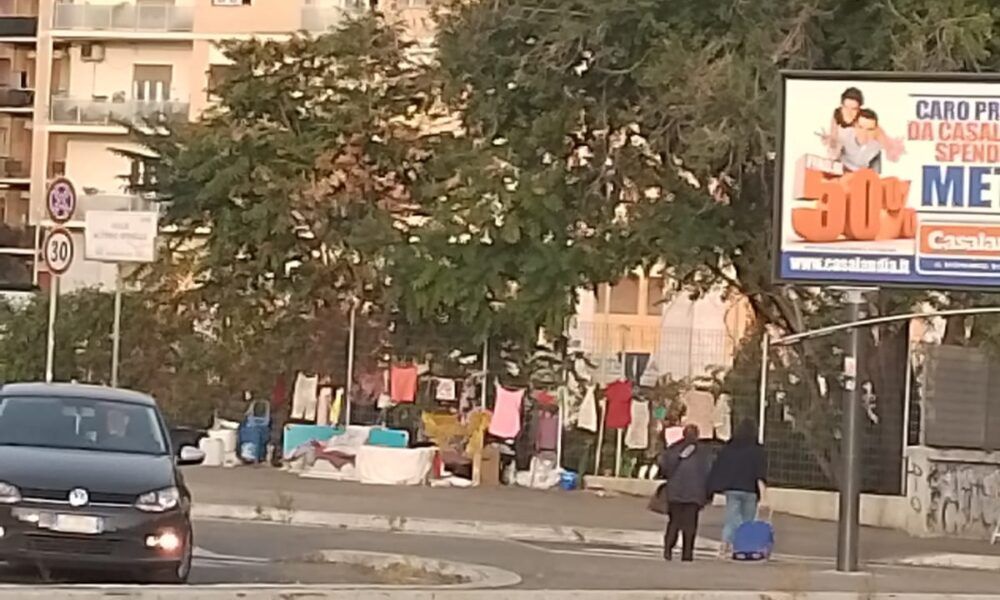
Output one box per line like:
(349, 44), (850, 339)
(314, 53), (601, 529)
(147, 529), (193, 585)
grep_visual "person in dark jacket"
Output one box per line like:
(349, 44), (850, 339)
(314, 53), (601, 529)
(658, 424), (712, 562)
(708, 419), (768, 556)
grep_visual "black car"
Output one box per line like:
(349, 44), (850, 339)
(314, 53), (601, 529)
(0, 382), (205, 583)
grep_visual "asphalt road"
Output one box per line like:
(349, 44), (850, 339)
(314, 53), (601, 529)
(4, 518), (1000, 594)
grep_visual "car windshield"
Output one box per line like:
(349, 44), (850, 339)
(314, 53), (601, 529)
(0, 396), (168, 455)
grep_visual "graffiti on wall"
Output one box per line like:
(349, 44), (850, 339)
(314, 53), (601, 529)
(923, 460), (1000, 537)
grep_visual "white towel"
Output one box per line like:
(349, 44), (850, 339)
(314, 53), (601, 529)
(435, 378), (457, 401)
(625, 401), (650, 449)
(577, 385), (599, 432)
(292, 373), (319, 421)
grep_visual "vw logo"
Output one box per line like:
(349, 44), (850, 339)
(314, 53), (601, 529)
(68, 488), (89, 508)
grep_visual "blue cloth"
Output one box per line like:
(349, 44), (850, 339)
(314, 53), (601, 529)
(367, 428), (409, 448)
(282, 425), (342, 458)
(722, 490), (759, 545)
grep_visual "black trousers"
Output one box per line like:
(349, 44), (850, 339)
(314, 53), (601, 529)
(664, 502), (700, 561)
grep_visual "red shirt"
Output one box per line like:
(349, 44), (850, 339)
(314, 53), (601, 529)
(604, 380), (633, 429)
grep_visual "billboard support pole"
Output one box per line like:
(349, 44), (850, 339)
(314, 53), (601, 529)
(837, 289), (864, 573)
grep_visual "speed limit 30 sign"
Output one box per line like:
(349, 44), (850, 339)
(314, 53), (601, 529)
(44, 228), (75, 275)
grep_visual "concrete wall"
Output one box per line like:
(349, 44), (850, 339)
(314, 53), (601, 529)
(64, 136), (139, 195)
(192, 0), (303, 36)
(905, 446), (1000, 540)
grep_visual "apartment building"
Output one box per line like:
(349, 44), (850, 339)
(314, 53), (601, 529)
(570, 270), (753, 384)
(0, 0), (433, 291)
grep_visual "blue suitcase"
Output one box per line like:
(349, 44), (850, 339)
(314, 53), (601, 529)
(732, 520), (774, 561)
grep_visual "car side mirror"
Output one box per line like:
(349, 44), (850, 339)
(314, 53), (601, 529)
(177, 445), (205, 466)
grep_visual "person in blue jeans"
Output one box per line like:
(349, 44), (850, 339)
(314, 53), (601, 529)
(708, 419), (768, 557)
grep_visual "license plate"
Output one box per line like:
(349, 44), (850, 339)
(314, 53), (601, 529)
(52, 514), (102, 535)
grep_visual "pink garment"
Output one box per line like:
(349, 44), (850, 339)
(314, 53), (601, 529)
(664, 426), (684, 447)
(488, 385), (524, 439)
(391, 365), (418, 403)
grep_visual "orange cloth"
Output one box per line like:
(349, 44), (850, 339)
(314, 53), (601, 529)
(391, 365), (418, 403)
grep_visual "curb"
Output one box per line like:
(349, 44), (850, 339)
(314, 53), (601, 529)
(192, 503), (720, 552)
(0, 588), (994, 600)
(302, 550), (522, 589)
(893, 552), (1000, 571)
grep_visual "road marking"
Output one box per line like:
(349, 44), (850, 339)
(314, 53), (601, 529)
(193, 547), (270, 567)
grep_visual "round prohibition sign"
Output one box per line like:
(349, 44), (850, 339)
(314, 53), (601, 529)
(44, 228), (75, 275)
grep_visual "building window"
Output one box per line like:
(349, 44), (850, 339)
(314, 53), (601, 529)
(646, 276), (666, 316)
(598, 275), (641, 315)
(133, 64), (173, 101)
(207, 64), (234, 99)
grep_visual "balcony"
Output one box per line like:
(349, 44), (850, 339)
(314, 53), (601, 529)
(53, 3), (193, 33)
(0, 16), (36, 38)
(50, 96), (190, 128)
(300, 3), (364, 33)
(0, 87), (33, 110)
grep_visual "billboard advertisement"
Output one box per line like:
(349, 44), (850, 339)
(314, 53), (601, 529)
(775, 71), (1000, 288)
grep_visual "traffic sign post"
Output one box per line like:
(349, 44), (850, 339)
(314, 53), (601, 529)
(84, 210), (158, 387)
(43, 228), (74, 275)
(43, 178), (77, 384)
(46, 177), (77, 224)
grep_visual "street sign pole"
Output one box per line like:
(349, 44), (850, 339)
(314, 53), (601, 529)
(110, 265), (122, 387)
(44, 275), (58, 383)
(43, 178), (78, 384)
(837, 289), (864, 573)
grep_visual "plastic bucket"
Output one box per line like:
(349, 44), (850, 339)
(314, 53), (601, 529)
(559, 470), (579, 491)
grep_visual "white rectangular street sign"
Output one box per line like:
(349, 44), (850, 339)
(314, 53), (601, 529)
(84, 210), (158, 263)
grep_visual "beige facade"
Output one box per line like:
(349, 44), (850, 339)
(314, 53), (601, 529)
(0, 0), (433, 290)
(571, 269), (753, 383)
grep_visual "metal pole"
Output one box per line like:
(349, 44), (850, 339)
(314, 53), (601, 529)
(837, 289), (864, 573)
(614, 428), (623, 477)
(45, 275), (58, 383)
(345, 303), (356, 426)
(757, 331), (770, 444)
(480, 337), (488, 409)
(900, 329), (915, 494)
(110, 265), (122, 387)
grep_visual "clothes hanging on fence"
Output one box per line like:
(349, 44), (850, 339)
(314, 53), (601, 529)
(316, 386), (333, 426)
(292, 372), (319, 421)
(488, 385), (524, 439)
(604, 380), (634, 429)
(271, 375), (288, 410)
(536, 410), (560, 452)
(625, 400), (650, 449)
(533, 390), (557, 406)
(577, 385), (599, 432)
(354, 370), (385, 406)
(713, 393), (732, 441)
(391, 364), (419, 403)
(681, 389), (715, 439)
(435, 378), (457, 402)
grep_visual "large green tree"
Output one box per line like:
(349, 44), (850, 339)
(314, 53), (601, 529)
(127, 16), (437, 384)
(431, 0), (1000, 487)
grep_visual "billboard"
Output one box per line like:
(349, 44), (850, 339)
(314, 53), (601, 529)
(774, 71), (1000, 288)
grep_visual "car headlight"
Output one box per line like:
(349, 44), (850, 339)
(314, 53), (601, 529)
(0, 482), (20, 505)
(135, 487), (180, 513)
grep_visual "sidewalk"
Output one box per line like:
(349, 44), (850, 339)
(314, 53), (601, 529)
(184, 466), (1000, 563)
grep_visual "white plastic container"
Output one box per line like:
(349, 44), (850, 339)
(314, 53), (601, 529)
(198, 437), (225, 467)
